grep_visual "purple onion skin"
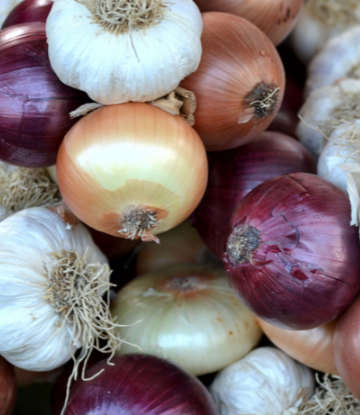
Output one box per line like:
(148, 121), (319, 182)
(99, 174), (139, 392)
(53, 354), (219, 415)
(0, 22), (89, 168)
(191, 132), (316, 258)
(2, 0), (53, 29)
(223, 172), (360, 330)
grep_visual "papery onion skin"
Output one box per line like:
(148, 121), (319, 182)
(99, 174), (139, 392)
(193, 0), (303, 46)
(112, 264), (262, 376)
(180, 12), (285, 151)
(191, 132), (316, 258)
(223, 172), (360, 330)
(2, 0), (53, 29)
(136, 220), (213, 275)
(56, 103), (208, 241)
(334, 295), (360, 399)
(257, 318), (337, 374)
(0, 22), (89, 168)
(53, 354), (219, 415)
(0, 356), (17, 415)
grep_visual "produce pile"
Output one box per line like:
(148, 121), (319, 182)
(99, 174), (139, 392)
(1, 0), (360, 414)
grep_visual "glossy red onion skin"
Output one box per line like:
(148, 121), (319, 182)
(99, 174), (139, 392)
(334, 296), (360, 399)
(0, 356), (17, 415)
(0, 22), (89, 168)
(53, 354), (219, 415)
(2, 0), (53, 29)
(191, 132), (316, 258)
(223, 173), (360, 330)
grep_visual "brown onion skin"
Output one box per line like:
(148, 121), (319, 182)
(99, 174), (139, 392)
(52, 354), (219, 415)
(180, 12), (285, 151)
(193, 0), (303, 46)
(0, 356), (17, 415)
(334, 295), (360, 399)
(223, 172), (360, 330)
(191, 132), (316, 258)
(2, 0), (53, 29)
(0, 22), (89, 168)
(258, 318), (338, 374)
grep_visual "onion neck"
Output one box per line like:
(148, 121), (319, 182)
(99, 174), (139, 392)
(309, 0), (359, 27)
(245, 82), (280, 119)
(226, 225), (260, 266)
(78, 0), (167, 34)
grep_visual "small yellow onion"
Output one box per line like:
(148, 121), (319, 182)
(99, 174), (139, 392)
(111, 264), (263, 376)
(257, 318), (337, 374)
(136, 220), (218, 275)
(57, 104), (208, 243)
(193, 0), (304, 46)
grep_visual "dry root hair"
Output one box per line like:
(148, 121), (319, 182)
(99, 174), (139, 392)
(298, 374), (359, 414)
(78, 0), (166, 34)
(0, 165), (60, 217)
(311, 0), (360, 26)
(44, 250), (141, 415)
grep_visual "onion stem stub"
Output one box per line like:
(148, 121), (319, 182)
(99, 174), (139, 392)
(245, 82), (280, 119)
(78, 0), (166, 34)
(226, 225), (260, 265)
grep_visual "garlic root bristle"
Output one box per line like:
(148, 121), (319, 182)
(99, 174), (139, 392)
(0, 166), (61, 216)
(44, 250), (124, 415)
(119, 205), (161, 243)
(78, 0), (166, 34)
(298, 373), (359, 414)
(310, 0), (359, 27)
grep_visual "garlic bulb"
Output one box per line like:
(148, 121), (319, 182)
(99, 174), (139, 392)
(307, 26), (360, 95)
(0, 207), (119, 372)
(0, 160), (60, 221)
(0, 0), (22, 27)
(46, 0), (203, 105)
(210, 347), (314, 415)
(291, 0), (360, 64)
(112, 264), (262, 376)
(318, 122), (360, 228)
(296, 79), (360, 159)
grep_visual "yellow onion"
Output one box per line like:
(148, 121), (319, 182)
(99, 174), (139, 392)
(136, 220), (218, 275)
(258, 318), (337, 374)
(111, 264), (262, 376)
(56, 104), (208, 243)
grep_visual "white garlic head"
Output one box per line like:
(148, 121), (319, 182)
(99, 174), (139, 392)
(46, 0), (203, 105)
(296, 79), (360, 159)
(318, 121), (360, 227)
(291, 0), (360, 65)
(307, 26), (360, 95)
(210, 347), (314, 415)
(0, 207), (112, 371)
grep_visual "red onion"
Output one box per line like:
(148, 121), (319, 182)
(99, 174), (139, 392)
(2, 0), (53, 29)
(0, 22), (89, 168)
(191, 132), (316, 258)
(0, 356), (16, 415)
(223, 172), (360, 330)
(51, 354), (219, 415)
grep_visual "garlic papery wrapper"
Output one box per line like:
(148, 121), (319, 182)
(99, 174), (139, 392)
(0, 207), (120, 372)
(0, 0), (22, 27)
(210, 347), (314, 415)
(111, 264), (262, 376)
(291, 0), (360, 64)
(318, 122), (360, 228)
(296, 79), (360, 159)
(0, 160), (61, 222)
(307, 26), (360, 95)
(46, 0), (203, 105)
